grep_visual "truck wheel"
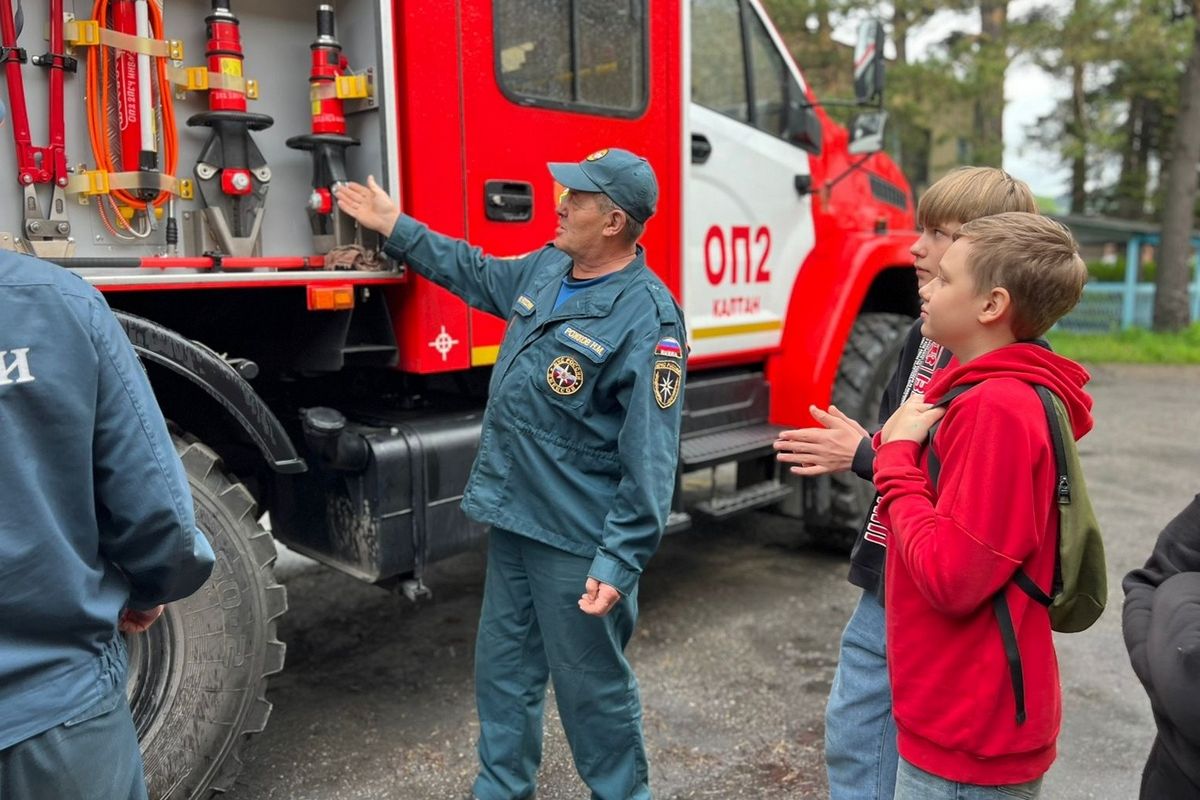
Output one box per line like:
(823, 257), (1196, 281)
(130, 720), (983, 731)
(809, 312), (914, 551)
(126, 436), (287, 800)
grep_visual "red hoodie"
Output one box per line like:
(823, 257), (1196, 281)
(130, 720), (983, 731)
(874, 343), (1093, 786)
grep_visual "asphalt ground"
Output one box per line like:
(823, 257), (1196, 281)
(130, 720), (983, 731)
(233, 364), (1199, 799)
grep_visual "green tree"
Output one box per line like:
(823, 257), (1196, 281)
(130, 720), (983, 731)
(1108, 0), (1186, 217)
(1018, 0), (1186, 216)
(1154, 0), (1200, 331)
(972, 0), (1009, 166)
(1020, 0), (1122, 213)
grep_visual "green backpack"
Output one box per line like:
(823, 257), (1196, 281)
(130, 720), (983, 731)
(928, 382), (1106, 723)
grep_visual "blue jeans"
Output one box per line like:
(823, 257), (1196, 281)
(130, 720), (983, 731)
(826, 589), (898, 800)
(0, 682), (148, 800)
(472, 528), (650, 800)
(894, 757), (1042, 800)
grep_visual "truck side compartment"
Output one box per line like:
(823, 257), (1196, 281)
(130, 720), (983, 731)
(272, 407), (489, 584)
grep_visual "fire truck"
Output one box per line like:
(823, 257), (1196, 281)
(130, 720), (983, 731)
(0, 0), (918, 795)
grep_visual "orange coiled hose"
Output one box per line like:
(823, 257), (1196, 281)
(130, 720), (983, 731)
(85, 0), (178, 212)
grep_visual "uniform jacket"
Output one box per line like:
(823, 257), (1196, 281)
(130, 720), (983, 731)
(1123, 494), (1200, 798)
(0, 252), (215, 750)
(874, 343), (1093, 785)
(383, 216), (685, 596)
(847, 319), (953, 595)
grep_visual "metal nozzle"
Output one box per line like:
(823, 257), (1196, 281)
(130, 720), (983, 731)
(317, 5), (336, 37)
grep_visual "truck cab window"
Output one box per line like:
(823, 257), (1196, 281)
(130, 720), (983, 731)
(691, 0), (749, 122)
(495, 0), (646, 115)
(745, 7), (787, 137)
(692, 0), (808, 146)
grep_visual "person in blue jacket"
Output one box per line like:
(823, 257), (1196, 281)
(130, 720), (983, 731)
(335, 148), (685, 800)
(0, 249), (216, 799)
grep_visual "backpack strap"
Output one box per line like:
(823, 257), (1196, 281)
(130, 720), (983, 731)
(1035, 385), (1071, 506)
(1012, 385), (1066, 607)
(996, 385), (1071, 725)
(992, 592), (1027, 725)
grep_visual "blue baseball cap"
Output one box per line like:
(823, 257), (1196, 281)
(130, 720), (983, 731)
(548, 148), (658, 223)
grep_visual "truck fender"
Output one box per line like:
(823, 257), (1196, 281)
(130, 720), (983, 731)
(767, 231), (915, 425)
(115, 311), (306, 474)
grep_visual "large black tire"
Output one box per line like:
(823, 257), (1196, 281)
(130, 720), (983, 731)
(126, 436), (287, 799)
(808, 312), (914, 551)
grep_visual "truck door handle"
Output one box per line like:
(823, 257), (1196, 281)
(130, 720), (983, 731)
(484, 180), (533, 222)
(691, 134), (712, 165)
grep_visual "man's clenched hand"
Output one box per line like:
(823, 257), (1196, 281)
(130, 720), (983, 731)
(118, 605), (164, 634)
(579, 578), (621, 617)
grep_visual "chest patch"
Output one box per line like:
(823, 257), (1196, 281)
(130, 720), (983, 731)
(547, 355), (584, 395)
(653, 360), (682, 409)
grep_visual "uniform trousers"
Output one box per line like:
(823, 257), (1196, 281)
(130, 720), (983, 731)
(472, 527), (651, 800)
(0, 682), (147, 800)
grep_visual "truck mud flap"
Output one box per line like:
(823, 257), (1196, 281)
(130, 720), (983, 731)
(116, 311), (305, 474)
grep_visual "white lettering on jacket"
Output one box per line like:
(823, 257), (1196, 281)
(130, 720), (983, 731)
(0, 348), (35, 385)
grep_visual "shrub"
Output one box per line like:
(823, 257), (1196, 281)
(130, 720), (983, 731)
(1086, 259), (1157, 283)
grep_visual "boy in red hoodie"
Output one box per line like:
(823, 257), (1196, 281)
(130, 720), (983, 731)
(873, 212), (1092, 799)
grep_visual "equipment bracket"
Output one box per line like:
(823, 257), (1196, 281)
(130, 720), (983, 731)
(63, 18), (183, 60)
(169, 65), (258, 98)
(65, 169), (193, 200)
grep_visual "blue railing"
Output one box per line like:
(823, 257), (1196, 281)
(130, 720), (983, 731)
(1058, 283), (1200, 333)
(1056, 233), (1200, 333)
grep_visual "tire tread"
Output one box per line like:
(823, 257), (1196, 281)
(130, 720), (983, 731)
(149, 436), (289, 799)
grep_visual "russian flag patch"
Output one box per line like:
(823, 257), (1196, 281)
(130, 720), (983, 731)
(654, 336), (683, 358)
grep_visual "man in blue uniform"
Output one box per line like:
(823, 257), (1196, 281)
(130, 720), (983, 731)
(0, 240), (215, 797)
(335, 148), (685, 800)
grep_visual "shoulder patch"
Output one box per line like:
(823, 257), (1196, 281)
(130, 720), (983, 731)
(513, 294), (536, 316)
(654, 336), (683, 359)
(653, 360), (682, 409)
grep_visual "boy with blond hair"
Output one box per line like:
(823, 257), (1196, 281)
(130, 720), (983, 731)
(875, 212), (1091, 799)
(776, 167), (1037, 799)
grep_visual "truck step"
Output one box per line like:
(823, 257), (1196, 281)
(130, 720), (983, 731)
(692, 480), (793, 521)
(341, 344), (399, 354)
(680, 423), (786, 470)
(665, 510), (692, 535)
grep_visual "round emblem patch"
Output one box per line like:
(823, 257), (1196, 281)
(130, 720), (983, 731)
(585, 148), (609, 161)
(547, 355), (584, 395)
